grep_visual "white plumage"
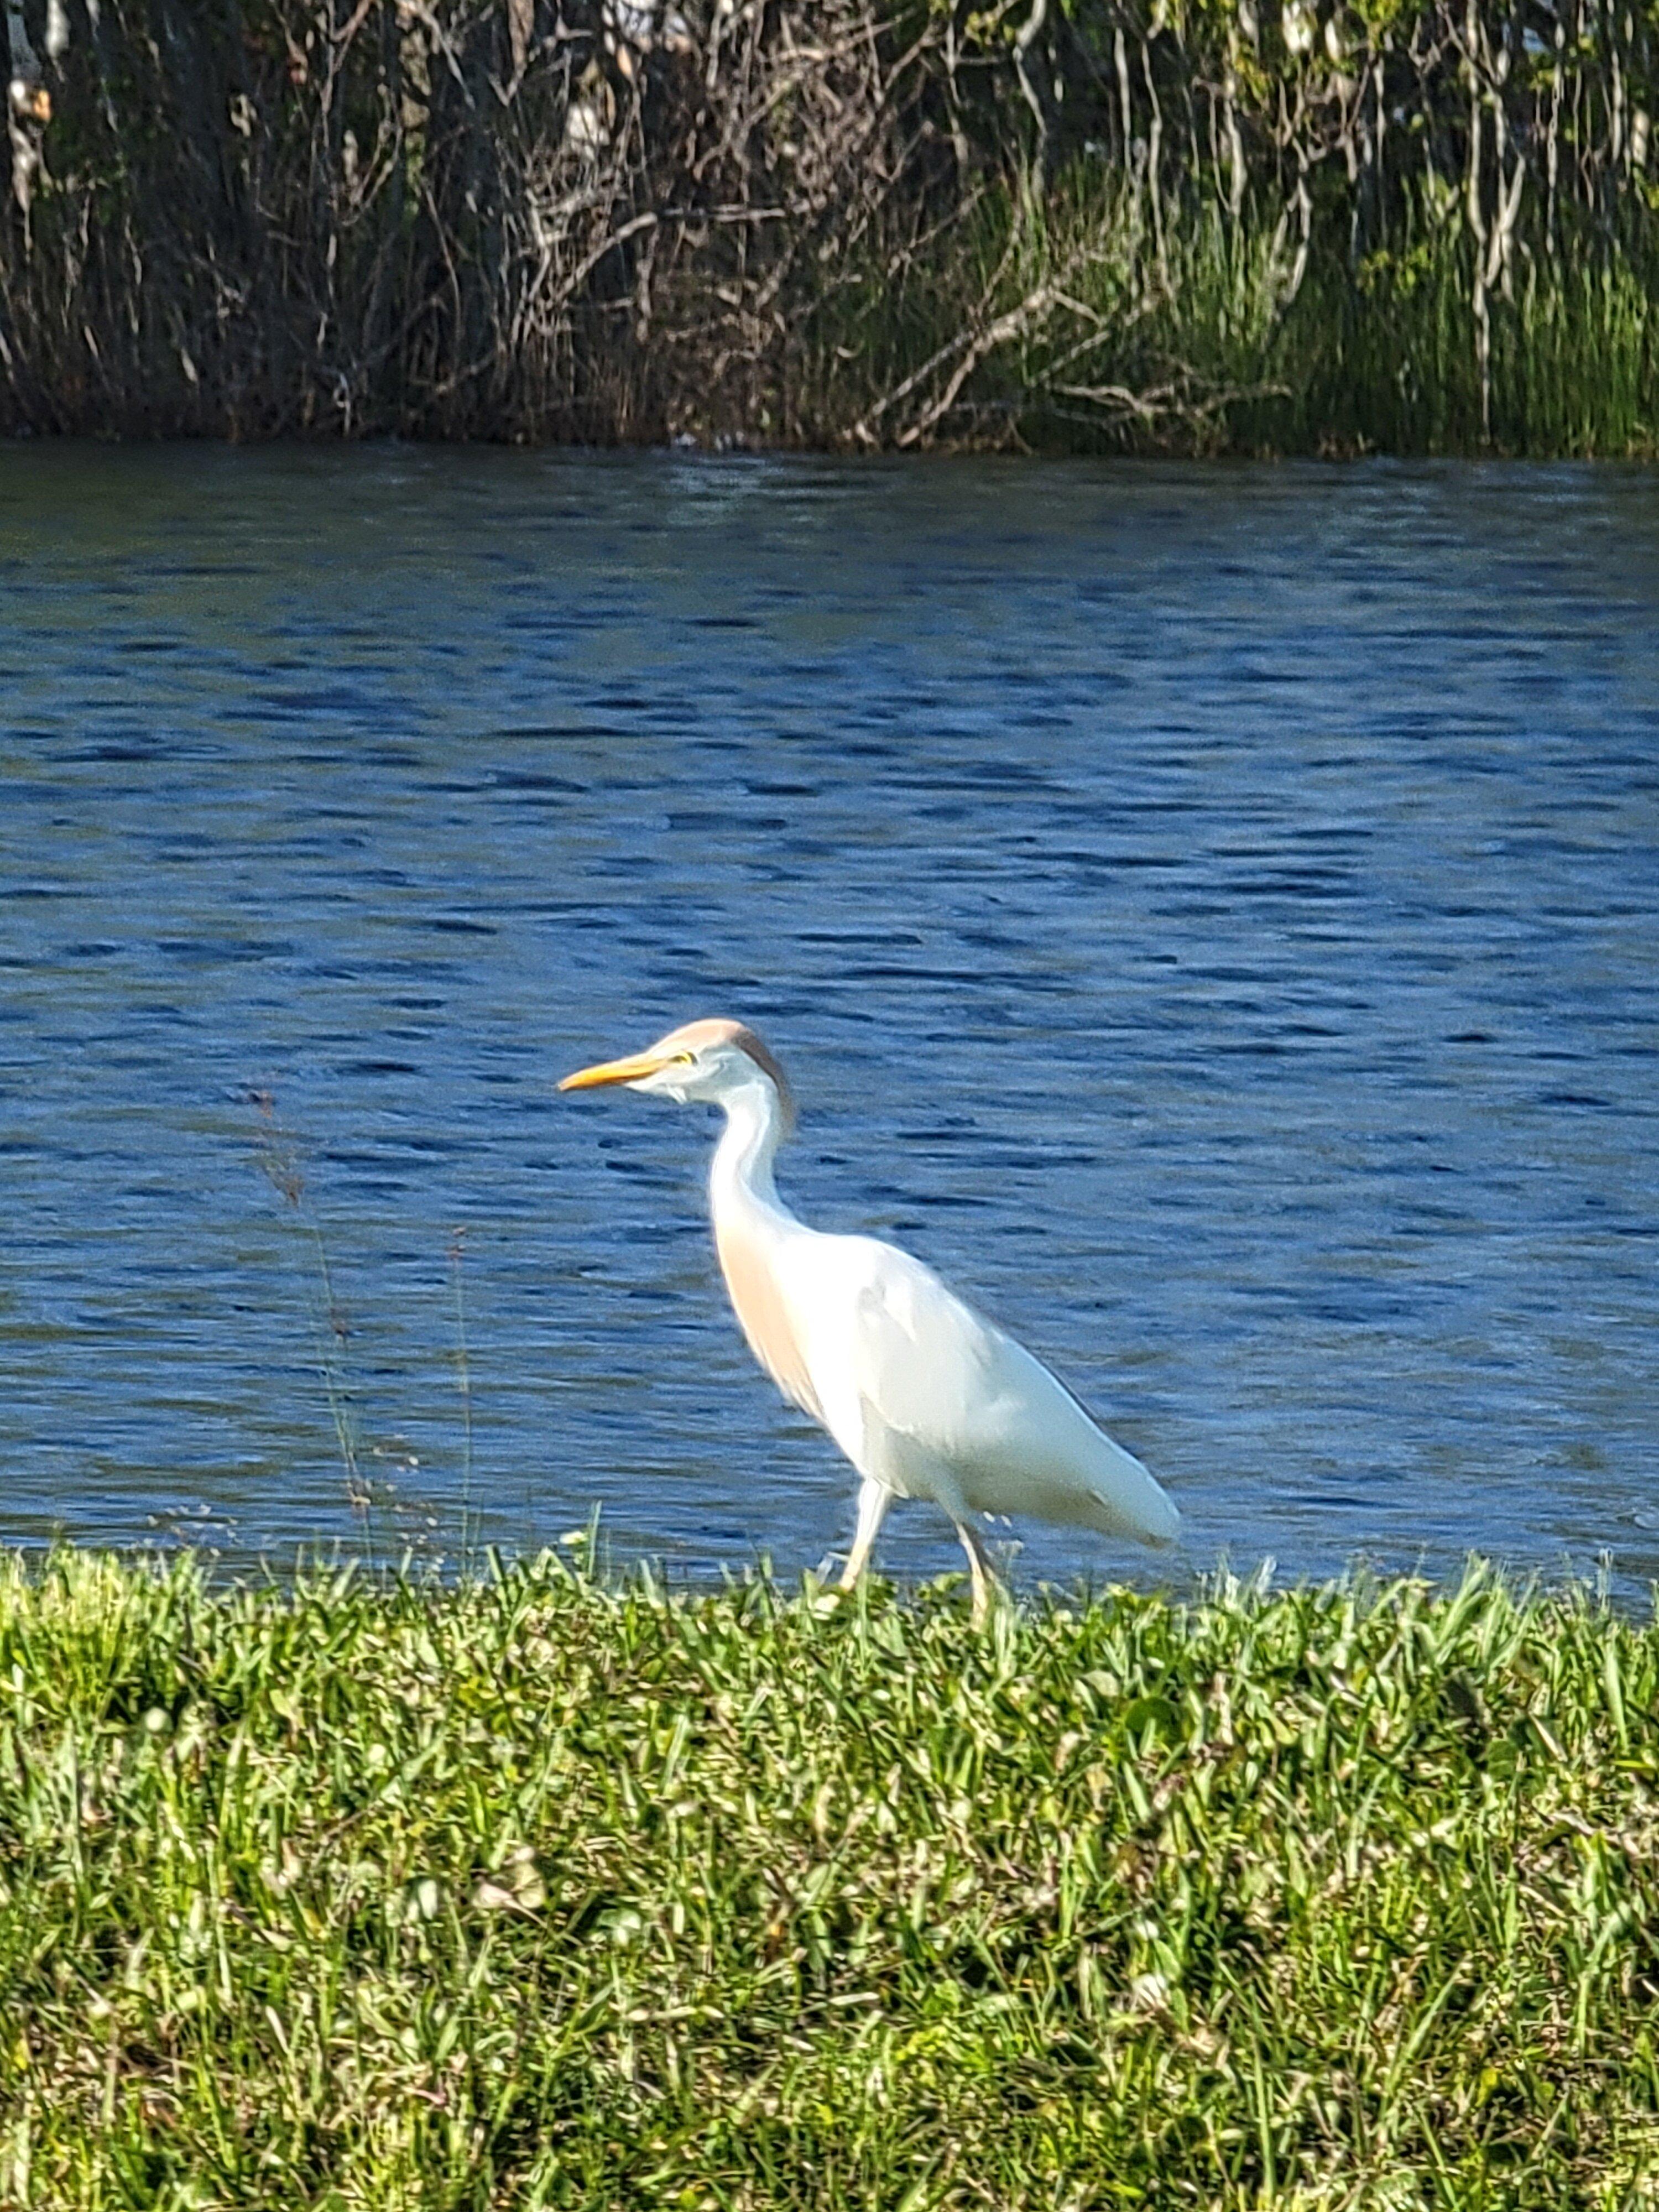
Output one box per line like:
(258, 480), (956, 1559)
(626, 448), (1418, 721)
(561, 1018), (1178, 1618)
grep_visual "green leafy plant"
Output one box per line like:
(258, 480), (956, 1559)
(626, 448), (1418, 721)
(1, 1550), (1656, 2205)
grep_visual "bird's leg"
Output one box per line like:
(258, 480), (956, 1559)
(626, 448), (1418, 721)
(951, 1516), (997, 1629)
(839, 1477), (891, 1593)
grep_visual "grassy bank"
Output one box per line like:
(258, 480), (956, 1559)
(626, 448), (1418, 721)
(3, 0), (1657, 452)
(1, 1552), (1656, 2206)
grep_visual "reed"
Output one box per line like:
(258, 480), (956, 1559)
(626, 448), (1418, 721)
(813, 176), (1659, 455)
(1, 0), (1656, 452)
(1, 1549), (1656, 2205)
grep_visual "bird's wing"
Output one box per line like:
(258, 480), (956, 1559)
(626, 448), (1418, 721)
(847, 1241), (1006, 1457)
(806, 1234), (1178, 1545)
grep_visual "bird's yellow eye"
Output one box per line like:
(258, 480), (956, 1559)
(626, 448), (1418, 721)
(675, 1052), (696, 1066)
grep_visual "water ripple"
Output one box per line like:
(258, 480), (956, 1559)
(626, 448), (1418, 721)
(0, 447), (1655, 1594)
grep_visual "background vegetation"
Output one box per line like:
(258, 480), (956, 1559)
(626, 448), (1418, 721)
(0, 1551), (1656, 2206)
(1, 0), (1656, 450)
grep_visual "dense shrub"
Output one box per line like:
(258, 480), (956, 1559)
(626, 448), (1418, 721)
(1, 0), (1656, 448)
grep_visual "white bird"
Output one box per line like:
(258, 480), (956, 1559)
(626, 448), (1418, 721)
(560, 1019), (1179, 1620)
(562, 75), (612, 160)
(1281, 0), (1316, 54)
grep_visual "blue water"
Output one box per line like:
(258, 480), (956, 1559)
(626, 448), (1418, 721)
(1, 445), (1655, 1594)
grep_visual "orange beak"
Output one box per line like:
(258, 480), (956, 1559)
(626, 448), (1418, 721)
(558, 1047), (675, 1094)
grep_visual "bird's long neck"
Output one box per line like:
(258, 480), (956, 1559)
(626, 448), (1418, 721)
(708, 1081), (795, 1232)
(706, 1077), (824, 1422)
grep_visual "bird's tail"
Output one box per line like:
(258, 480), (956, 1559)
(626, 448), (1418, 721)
(1083, 1436), (1181, 1547)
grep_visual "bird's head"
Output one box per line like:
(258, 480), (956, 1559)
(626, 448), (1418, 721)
(560, 1018), (796, 1130)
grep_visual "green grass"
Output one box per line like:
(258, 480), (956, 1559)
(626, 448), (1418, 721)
(820, 175), (1659, 457)
(1274, 217), (1659, 459)
(2, 1551), (1657, 2208)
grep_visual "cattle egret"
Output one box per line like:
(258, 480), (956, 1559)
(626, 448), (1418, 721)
(561, 1019), (1179, 1620)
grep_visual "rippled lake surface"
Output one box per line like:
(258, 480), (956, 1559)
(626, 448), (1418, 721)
(1, 445), (1655, 1595)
